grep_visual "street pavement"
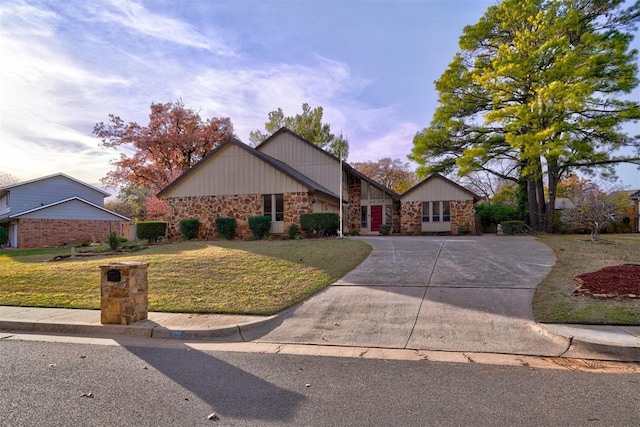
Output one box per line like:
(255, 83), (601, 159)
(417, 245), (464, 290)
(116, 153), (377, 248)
(1, 235), (638, 361)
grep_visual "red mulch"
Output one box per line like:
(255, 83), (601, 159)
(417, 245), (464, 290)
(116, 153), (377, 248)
(575, 265), (640, 298)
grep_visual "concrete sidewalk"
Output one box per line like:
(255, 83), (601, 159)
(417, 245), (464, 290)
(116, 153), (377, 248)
(0, 305), (638, 361)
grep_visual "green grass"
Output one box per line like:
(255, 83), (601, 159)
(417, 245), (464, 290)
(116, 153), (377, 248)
(0, 239), (371, 315)
(533, 234), (640, 324)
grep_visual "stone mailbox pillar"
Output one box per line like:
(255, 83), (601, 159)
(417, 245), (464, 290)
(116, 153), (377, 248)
(100, 262), (149, 325)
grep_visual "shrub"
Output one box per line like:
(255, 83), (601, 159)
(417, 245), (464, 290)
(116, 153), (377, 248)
(248, 216), (272, 239)
(288, 224), (301, 239)
(179, 218), (200, 240)
(458, 225), (471, 235)
(379, 224), (392, 235)
(300, 213), (339, 237)
(137, 221), (167, 242)
(108, 231), (120, 251)
(215, 217), (237, 240)
(0, 227), (6, 246)
(501, 220), (525, 234)
(475, 203), (519, 231)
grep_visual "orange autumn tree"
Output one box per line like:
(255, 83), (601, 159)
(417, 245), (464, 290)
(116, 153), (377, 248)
(94, 100), (234, 219)
(352, 158), (417, 194)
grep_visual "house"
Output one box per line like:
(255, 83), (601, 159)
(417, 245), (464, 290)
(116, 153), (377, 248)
(158, 128), (400, 239)
(0, 173), (130, 248)
(400, 174), (479, 235)
(158, 128), (478, 239)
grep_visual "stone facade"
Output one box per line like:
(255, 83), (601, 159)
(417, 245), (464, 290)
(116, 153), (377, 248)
(400, 201), (422, 235)
(400, 200), (476, 235)
(166, 194), (261, 239)
(100, 262), (148, 325)
(451, 199), (475, 235)
(166, 192), (312, 239)
(17, 218), (126, 248)
(392, 203), (401, 233)
(284, 192), (312, 231)
(347, 175), (361, 233)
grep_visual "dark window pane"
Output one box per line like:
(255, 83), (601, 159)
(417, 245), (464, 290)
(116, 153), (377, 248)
(443, 201), (451, 222)
(361, 206), (368, 228)
(262, 194), (272, 220)
(275, 194), (284, 221)
(421, 202), (430, 222)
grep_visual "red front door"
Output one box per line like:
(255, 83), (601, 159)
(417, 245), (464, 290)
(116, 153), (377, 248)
(370, 206), (383, 232)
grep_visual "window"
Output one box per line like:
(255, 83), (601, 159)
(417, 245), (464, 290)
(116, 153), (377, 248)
(361, 206), (368, 228)
(421, 202), (430, 222)
(385, 205), (393, 225)
(262, 195), (272, 220)
(433, 201), (440, 222)
(442, 201), (451, 222)
(360, 181), (368, 200)
(370, 186), (383, 199)
(262, 194), (284, 221)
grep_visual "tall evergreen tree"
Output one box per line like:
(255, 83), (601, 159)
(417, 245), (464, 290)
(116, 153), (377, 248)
(410, 0), (640, 231)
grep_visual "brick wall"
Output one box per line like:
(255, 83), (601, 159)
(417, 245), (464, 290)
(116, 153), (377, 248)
(17, 219), (126, 248)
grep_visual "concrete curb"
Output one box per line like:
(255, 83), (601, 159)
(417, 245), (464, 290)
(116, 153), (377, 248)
(0, 314), (282, 341)
(539, 323), (640, 362)
(567, 338), (640, 362)
(149, 315), (281, 340)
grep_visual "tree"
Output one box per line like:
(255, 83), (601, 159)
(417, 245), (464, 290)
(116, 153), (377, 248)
(0, 172), (19, 187)
(94, 100), (234, 193)
(249, 103), (349, 158)
(410, 0), (640, 233)
(560, 177), (628, 240)
(351, 158), (417, 193)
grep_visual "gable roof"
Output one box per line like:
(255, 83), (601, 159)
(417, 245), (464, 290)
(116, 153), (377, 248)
(9, 196), (130, 221)
(631, 189), (640, 199)
(157, 137), (339, 200)
(401, 173), (480, 201)
(257, 127), (400, 200)
(256, 127), (343, 163)
(0, 173), (109, 198)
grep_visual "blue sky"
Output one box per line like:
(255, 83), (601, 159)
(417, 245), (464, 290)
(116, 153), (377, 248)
(1, 0), (638, 192)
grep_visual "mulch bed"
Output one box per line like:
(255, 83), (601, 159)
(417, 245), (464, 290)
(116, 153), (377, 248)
(575, 264), (640, 299)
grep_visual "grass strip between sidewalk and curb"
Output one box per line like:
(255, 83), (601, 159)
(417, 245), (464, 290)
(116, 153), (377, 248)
(0, 239), (371, 315)
(533, 234), (640, 325)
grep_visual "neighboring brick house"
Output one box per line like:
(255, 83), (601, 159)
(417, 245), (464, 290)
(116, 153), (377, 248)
(0, 173), (129, 248)
(158, 128), (479, 239)
(400, 174), (479, 235)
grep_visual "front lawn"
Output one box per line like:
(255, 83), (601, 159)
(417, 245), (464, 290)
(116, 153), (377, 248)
(0, 239), (371, 315)
(533, 234), (640, 324)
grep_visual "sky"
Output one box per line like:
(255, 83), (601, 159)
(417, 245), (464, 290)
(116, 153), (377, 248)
(1, 0), (638, 194)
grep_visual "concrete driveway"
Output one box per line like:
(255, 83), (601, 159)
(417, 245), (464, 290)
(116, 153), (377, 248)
(255, 236), (570, 356)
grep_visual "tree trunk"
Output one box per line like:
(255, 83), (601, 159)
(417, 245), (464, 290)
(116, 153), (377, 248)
(545, 158), (560, 233)
(527, 175), (539, 231)
(535, 171), (546, 232)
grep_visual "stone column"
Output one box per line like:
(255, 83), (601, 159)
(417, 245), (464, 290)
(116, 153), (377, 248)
(100, 262), (149, 325)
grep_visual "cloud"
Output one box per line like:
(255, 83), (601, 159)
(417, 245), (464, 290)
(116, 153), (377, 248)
(88, 0), (235, 56)
(177, 58), (370, 141)
(348, 122), (421, 166)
